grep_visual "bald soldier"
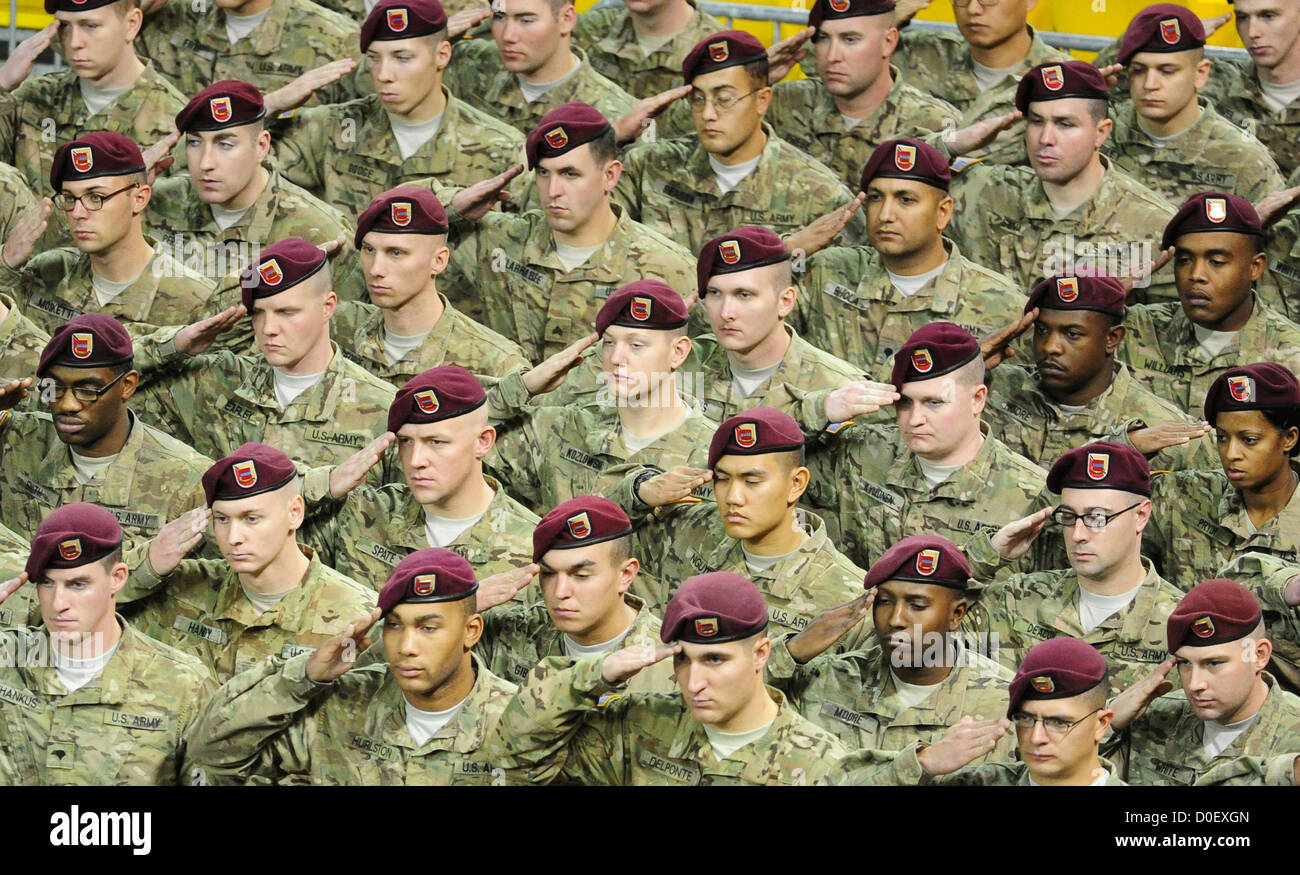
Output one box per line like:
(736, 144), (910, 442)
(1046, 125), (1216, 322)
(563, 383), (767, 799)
(189, 549), (523, 785)
(122, 444), (374, 683)
(1120, 192), (1300, 421)
(0, 503), (216, 785)
(794, 139), (1024, 380)
(0, 132), (219, 338)
(493, 571), (849, 785)
(475, 496), (673, 693)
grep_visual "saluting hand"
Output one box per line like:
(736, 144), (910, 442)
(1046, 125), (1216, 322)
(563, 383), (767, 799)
(448, 7), (491, 39)
(823, 379), (899, 423)
(264, 58), (358, 117)
(451, 165), (525, 221)
(1127, 421), (1212, 456)
(2, 198), (52, 269)
(980, 308), (1037, 371)
(521, 332), (599, 396)
(601, 641), (681, 684)
(476, 564), (539, 613)
(636, 465), (712, 507)
(784, 191), (866, 260)
(787, 589), (876, 664)
(1108, 658), (1175, 731)
(0, 573), (27, 607)
(990, 506), (1053, 560)
(143, 130), (181, 186)
(146, 507), (210, 577)
(0, 22), (57, 92)
(1255, 184), (1300, 229)
(175, 304), (247, 356)
(917, 715), (1011, 776)
(613, 85), (693, 145)
(329, 432), (394, 499)
(943, 110), (1021, 157)
(0, 377), (33, 411)
(766, 26), (814, 84)
(307, 608), (383, 683)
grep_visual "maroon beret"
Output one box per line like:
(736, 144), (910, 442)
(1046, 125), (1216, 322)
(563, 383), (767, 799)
(176, 80), (265, 133)
(26, 502), (123, 580)
(661, 572), (769, 644)
(525, 102), (613, 170)
(37, 313), (133, 376)
(696, 225), (789, 295)
(361, 0), (448, 52)
(890, 322), (980, 389)
(808, 0), (895, 29)
(202, 442), (299, 506)
(1167, 578), (1261, 651)
(864, 534), (971, 591)
(859, 138), (951, 192)
(378, 548), (477, 614)
(354, 185), (449, 248)
(1160, 191), (1262, 250)
(1007, 636), (1109, 717)
(44, 0), (118, 14)
(595, 280), (689, 336)
(1025, 274), (1127, 319)
(1117, 4), (1206, 67)
(239, 238), (328, 311)
(1014, 61), (1109, 113)
(50, 132), (145, 190)
(387, 365), (486, 433)
(707, 407), (804, 469)
(1047, 440), (1151, 496)
(1204, 363), (1300, 424)
(682, 30), (768, 84)
(532, 496), (633, 563)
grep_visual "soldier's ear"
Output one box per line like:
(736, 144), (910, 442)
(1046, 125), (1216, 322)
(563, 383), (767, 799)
(1104, 323), (1125, 354)
(882, 25), (899, 58)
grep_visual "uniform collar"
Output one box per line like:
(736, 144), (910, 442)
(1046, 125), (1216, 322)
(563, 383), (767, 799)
(370, 652), (501, 755)
(46, 409), (149, 503)
(209, 543), (319, 632)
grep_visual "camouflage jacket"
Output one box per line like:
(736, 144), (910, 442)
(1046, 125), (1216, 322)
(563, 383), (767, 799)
(1219, 552), (1300, 696)
(828, 743), (1127, 786)
(0, 293), (49, 385)
(1202, 58), (1300, 178)
(1262, 194), (1300, 322)
(0, 161), (36, 249)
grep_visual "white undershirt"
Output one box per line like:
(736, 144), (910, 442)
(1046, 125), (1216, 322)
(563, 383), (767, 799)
(424, 509), (485, 549)
(53, 640), (119, 693)
(562, 621), (635, 658)
(1077, 584), (1142, 634)
(1029, 767), (1111, 786)
(92, 271), (139, 307)
(635, 29), (676, 54)
(1202, 712), (1260, 759)
(272, 368), (326, 409)
(971, 59), (1022, 93)
(1051, 201), (1079, 220)
(404, 696), (467, 747)
(1137, 112), (1198, 146)
(917, 457), (962, 489)
(517, 54), (582, 103)
(1192, 324), (1239, 359)
(78, 80), (132, 117)
(1259, 77), (1300, 114)
(622, 405), (691, 455)
(710, 154), (761, 195)
(742, 546), (795, 577)
(890, 669), (941, 710)
(840, 113), (866, 130)
(730, 360), (781, 400)
(553, 240), (604, 273)
(225, 7), (271, 44)
(704, 720), (774, 760)
(242, 584), (291, 615)
(383, 328), (432, 365)
(886, 260), (947, 298)
(70, 449), (120, 486)
(1056, 402), (1090, 415)
(210, 204), (252, 231)
(388, 111), (445, 161)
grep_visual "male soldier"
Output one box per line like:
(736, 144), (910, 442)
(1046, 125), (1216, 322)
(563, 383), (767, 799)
(0, 503), (215, 785)
(0, 132), (219, 338)
(299, 366), (538, 588)
(1104, 578), (1300, 786)
(443, 102), (695, 360)
(970, 442), (1184, 693)
(985, 272), (1216, 471)
(441, 0), (638, 135)
(829, 636), (1126, 786)
(188, 549), (522, 785)
(123, 444), (374, 683)
(493, 571), (849, 785)
(795, 139), (1024, 380)
(0, 1), (185, 249)
(476, 496), (672, 693)
(614, 30), (865, 254)
(131, 238), (398, 482)
(946, 61), (1178, 303)
(1104, 4), (1284, 206)
(765, 0), (959, 191)
(1121, 192), (1300, 420)
(334, 186), (528, 388)
(275, 0), (526, 223)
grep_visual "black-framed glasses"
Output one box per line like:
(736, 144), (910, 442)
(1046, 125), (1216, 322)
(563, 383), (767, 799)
(687, 88), (762, 114)
(52, 183), (138, 212)
(41, 370), (127, 404)
(952, 0), (1002, 6)
(1010, 708), (1102, 740)
(1050, 502), (1141, 532)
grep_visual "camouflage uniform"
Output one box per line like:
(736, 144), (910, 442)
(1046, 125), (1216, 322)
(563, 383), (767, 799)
(891, 25), (1072, 168)
(188, 651), (521, 785)
(946, 157), (1178, 303)
(766, 71), (961, 190)
(1261, 195), (1300, 322)
(1219, 551), (1300, 695)
(1119, 296), (1300, 420)
(0, 161), (36, 247)
(298, 469), (538, 590)
(0, 522), (33, 630)
(985, 361), (1219, 471)
(0, 294), (49, 384)
(828, 743), (1127, 785)
(794, 239), (1025, 380)
(0, 617), (216, 785)
(1199, 61), (1300, 178)
(614, 123), (867, 255)
(441, 42), (638, 135)
(492, 654), (848, 785)
(122, 545), (376, 683)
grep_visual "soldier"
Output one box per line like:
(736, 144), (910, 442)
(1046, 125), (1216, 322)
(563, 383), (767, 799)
(188, 549), (522, 785)
(299, 365), (538, 587)
(335, 185), (528, 388)
(1104, 4), (1284, 206)
(0, 132), (220, 337)
(444, 102), (696, 359)
(985, 272), (1216, 471)
(795, 139), (1024, 380)
(0, 503), (215, 785)
(1121, 192), (1300, 420)
(1146, 363), (1300, 589)
(441, 0), (638, 135)
(0, 162), (36, 248)
(946, 61), (1178, 303)
(969, 442), (1185, 693)
(765, 0), (959, 191)
(476, 496), (673, 692)
(493, 571), (849, 785)
(275, 0), (527, 223)
(1103, 578), (1300, 786)
(614, 30), (866, 254)
(1220, 551), (1300, 693)
(123, 443), (374, 682)
(1263, 178), (1300, 319)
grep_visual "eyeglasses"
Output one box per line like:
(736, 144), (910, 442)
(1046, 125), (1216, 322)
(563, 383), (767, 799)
(687, 88), (761, 114)
(52, 183), (138, 212)
(1010, 708), (1102, 740)
(1050, 502), (1141, 532)
(951, 0), (1002, 7)
(41, 370), (127, 404)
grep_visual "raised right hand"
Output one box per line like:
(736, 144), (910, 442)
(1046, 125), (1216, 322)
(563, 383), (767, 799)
(306, 608), (384, 683)
(601, 641), (681, 684)
(636, 465), (712, 507)
(175, 304), (246, 356)
(146, 507), (210, 577)
(990, 507), (1053, 560)
(1108, 658), (1175, 731)
(328, 432), (394, 499)
(917, 716), (1011, 776)
(2, 198), (52, 269)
